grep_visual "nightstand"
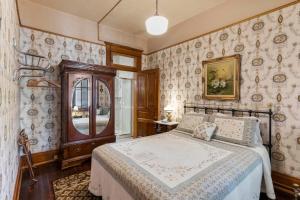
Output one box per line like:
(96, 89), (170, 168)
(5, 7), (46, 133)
(154, 121), (179, 134)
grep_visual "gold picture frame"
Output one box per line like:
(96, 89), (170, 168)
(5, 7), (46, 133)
(202, 54), (241, 100)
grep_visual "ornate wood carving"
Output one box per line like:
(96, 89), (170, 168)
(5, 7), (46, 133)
(105, 42), (143, 72)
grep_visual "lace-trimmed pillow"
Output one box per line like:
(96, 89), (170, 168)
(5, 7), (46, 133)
(193, 122), (217, 141)
(210, 115), (258, 147)
(176, 113), (209, 134)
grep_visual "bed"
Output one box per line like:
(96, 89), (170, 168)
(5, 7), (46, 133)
(73, 114), (109, 129)
(88, 105), (275, 200)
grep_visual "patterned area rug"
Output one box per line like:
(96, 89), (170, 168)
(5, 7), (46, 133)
(53, 171), (101, 200)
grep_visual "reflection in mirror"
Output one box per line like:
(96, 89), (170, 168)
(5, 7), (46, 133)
(72, 78), (90, 135)
(96, 80), (110, 134)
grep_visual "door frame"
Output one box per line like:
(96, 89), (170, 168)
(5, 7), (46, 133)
(132, 74), (138, 138)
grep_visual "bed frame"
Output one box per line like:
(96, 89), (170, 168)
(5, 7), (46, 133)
(183, 103), (273, 160)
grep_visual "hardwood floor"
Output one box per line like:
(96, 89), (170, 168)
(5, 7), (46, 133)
(20, 160), (292, 200)
(20, 160), (91, 200)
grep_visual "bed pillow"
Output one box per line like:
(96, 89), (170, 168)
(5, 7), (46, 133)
(193, 122), (217, 141)
(210, 115), (258, 147)
(241, 116), (263, 146)
(210, 114), (263, 146)
(176, 113), (209, 134)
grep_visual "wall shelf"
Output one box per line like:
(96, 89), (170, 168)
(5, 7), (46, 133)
(13, 45), (51, 81)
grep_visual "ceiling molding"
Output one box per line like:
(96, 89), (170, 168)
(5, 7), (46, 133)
(145, 0), (299, 55)
(16, 0), (105, 46)
(97, 0), (122, 24)
(16, 0), (298, 55)
(96, 0), (147, 49)
(17, 0), (148, 52)
(97, 0), (124, 43)
(15, 0), (22, 26)
(21, 24), (105, 46)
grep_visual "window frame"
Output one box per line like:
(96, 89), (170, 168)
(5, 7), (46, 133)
(105, 42), (143, 72)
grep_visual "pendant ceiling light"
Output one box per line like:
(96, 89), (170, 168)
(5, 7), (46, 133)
(145, 0), (168, 36)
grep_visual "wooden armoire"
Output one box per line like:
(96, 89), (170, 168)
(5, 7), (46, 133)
(59, 60), (116, 169)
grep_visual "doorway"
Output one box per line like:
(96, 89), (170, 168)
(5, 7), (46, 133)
(115, 71), (136, 139)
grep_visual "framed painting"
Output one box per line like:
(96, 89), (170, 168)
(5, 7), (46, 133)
(202, 54), (241, 100)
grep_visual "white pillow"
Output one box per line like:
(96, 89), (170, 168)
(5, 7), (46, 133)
(176, 113), (209, 134)
(241, 116), (263, 146)
(211, 113), (263, 146)
(210, 115), (258, 147)
(193, 122), (217, 141)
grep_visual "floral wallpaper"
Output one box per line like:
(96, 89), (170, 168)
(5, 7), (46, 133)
(19, 2), (300, 180)
(0, 0), (20, 199)
(145, 3), (300, 178)
(98, 81), (110, 107)
(19, 27), (106, 153)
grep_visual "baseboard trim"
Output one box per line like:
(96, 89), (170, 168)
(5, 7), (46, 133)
(272, 171), (300, 196)
(13, 150), (59, 200)
(13, 157), (23, 200)
(21, 149), (59, 169)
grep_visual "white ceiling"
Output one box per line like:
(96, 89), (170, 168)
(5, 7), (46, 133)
(29, 0), (120, 21)
(29, 0), (227, 35)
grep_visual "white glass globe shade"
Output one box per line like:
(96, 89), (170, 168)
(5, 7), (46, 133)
(145, 15), (168, 36)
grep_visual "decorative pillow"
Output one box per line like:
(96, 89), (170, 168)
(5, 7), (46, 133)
(211, 114), (263, 146)
(176, 113), (209, 134)
(241, 116), (263, 146)
(193, 122), (217, 141)
(210, 115), (258, 147)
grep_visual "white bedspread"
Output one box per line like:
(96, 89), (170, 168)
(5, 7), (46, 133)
(89, 131), (275, 200)
(211, 139), (276, 199)
(251, 144), (276, 198)
(73, 115), (109, 128)
(111, 133), (232, 188)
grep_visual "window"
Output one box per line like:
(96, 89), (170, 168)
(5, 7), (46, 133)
(112, 53), (136, 67)
(105, 42), (142, 72)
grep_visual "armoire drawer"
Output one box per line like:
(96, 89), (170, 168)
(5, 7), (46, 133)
(63, 143), (92, 158)
(63, 138), (114, 159)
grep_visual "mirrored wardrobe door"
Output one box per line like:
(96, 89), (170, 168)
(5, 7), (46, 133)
(70, 75), (92, 139)
(94, 79), (111, 136)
